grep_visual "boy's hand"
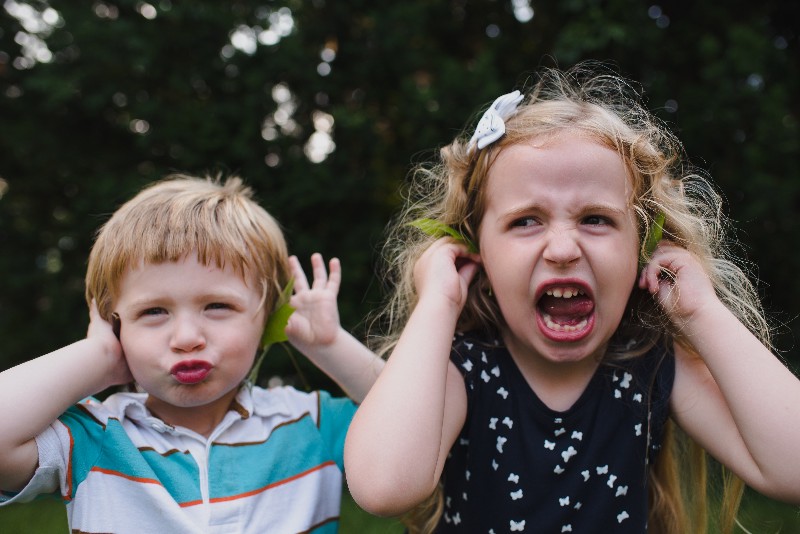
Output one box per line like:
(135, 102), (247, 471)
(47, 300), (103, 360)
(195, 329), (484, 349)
(88, 300), (134, 387)
(285, 253), (341, 349)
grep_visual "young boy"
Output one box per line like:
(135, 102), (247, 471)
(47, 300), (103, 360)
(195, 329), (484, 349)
(0, 174), (382, 533)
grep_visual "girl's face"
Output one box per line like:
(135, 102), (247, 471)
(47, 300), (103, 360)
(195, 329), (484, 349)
(114, 254), (266, 434)
(478, 133), (640, 371)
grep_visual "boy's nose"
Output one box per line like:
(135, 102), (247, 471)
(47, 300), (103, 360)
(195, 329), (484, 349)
(542, 227), (581, 266)
(170, 315), (206, 352)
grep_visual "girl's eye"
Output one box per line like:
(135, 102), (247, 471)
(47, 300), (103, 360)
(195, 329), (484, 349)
(511, 216), (538, 228)
(206, 302), (231, 311)
(141, 307), (166, 316)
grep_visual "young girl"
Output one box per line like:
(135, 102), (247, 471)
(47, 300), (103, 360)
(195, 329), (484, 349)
(344, 64), (800, 533)
(0, 174), (382, 533)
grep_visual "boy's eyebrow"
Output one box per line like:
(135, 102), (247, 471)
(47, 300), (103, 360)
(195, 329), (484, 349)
(121, 289), (249, 309)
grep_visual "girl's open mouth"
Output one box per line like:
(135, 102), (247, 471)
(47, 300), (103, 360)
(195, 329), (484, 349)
(170, 360), (212, 384)
(536, 284), (594, 341)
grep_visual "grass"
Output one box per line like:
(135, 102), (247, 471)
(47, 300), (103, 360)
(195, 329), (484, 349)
(0, 487), (796, 532)
(0, 488), (404, 533)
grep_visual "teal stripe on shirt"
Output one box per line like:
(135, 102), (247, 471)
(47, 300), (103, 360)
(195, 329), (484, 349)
(61, 404), (203, 504)
(207, 393), (356, 500)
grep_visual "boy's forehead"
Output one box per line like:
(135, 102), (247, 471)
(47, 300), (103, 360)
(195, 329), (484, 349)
(118, 254), (258, 288)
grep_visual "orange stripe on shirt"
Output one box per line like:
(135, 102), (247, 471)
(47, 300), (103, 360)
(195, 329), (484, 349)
(89, 466), (162, 486)
(56, 420), (74, 502)
(179, 460), (337, 508)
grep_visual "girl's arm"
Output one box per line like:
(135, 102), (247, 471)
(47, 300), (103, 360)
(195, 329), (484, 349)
(344, 239), (480, 516)
(0, 302), (132, 493)
(284, 253), (383, 403)
(640, 242), (800, 503)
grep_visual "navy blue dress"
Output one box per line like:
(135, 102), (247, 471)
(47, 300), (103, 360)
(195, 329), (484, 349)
(437, 332), (674, 533)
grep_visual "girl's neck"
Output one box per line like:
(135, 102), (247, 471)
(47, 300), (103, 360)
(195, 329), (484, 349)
(502, 331), (602, 412)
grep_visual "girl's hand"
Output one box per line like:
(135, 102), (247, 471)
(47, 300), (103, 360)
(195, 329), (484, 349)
(414, 238), (481, 310)
(638, 241), (718, 327)
(285, 253), (341, 348)
(87, 300), (133, 387)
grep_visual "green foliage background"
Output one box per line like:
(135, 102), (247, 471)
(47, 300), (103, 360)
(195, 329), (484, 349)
(1, 0), (799, 531)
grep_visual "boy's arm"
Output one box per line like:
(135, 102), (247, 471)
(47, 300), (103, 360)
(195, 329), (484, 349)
(0, 302), (132, 492)
(344, 239), (478, 516)
(640, 242), (800, 504)
(284, 254), (382, 403)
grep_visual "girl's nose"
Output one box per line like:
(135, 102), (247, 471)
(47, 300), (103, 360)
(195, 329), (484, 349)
(542, 227), (581, 266)
(170, 315), (206, 353)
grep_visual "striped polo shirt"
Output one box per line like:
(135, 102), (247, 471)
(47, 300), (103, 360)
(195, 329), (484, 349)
(1, 384), (357, 533)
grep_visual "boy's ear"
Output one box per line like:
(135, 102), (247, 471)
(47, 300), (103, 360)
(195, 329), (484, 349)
(111, 312), (122, 340)
(249, 278), (295, 386)
(260, 278), (295, 349)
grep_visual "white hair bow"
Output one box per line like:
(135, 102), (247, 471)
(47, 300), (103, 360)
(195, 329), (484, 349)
(467, 90), (523, 153)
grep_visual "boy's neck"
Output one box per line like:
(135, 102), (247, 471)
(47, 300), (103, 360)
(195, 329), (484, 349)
(144, 387), (242, 438)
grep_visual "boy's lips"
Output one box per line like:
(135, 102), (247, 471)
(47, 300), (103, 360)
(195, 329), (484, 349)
(535, 280), (595, 341)
(170, 360), (213, 384)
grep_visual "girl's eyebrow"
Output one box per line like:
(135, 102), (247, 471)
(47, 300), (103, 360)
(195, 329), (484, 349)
(499, 202), (628, 220)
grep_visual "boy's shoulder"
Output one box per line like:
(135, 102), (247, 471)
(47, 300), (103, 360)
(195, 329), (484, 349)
(62, 385), (355, 430)
(248, 384), (320, 417)
(247, 384), (355, 421)
(61, 392), (149, 427)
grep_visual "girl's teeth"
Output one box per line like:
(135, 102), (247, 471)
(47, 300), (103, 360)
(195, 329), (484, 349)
(542, 313), (588, 332)
(546, 288), (585, 298)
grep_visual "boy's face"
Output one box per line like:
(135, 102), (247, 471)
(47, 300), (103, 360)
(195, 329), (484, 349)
(114, 253), (266, 431)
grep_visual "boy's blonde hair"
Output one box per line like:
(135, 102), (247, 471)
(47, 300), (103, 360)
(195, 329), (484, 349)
(85, 174), (291, 322)
(377, 63), (771, 533)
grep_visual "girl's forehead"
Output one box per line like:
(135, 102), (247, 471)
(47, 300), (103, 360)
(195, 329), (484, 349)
(488, 136), (632, 191)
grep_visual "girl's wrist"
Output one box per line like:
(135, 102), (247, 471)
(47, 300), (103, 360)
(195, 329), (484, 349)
(414, 292), (463, 322)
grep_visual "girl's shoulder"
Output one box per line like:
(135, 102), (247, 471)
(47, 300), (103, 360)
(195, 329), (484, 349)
(450, 330), (504, 374)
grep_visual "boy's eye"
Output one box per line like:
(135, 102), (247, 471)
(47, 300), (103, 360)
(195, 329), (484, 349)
(583, 215), (610, 225)
(206, 302), (231, 311)
(141, 307), (166, 316)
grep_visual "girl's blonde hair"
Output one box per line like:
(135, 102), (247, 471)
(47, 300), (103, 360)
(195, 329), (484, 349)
(85, 174), (291, 321)
(375, 63), (772, 533)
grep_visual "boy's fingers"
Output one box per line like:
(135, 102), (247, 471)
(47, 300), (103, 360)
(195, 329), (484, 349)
(289, 255), (310, 291)
(310, 253), (329, 289)
(327, 257), (341, 293)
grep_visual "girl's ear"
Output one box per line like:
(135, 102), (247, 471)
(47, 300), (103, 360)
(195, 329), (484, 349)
(639, 212), (665, 267)
(408, 218), (478, 253)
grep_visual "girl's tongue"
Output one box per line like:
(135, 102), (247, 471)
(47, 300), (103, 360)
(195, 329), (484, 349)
(538, 292), (594, 330)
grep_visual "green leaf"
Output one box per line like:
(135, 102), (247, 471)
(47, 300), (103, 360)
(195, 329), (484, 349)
(641, 211), (666, 265)
(408, 218), (478, 253)
(249, 279), (295, 386)
(260, 279), (295, 348)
